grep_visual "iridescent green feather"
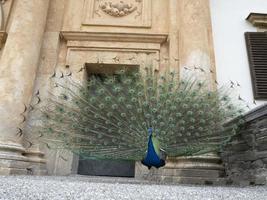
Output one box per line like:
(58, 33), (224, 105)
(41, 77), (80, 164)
(30, 66), (245, 161)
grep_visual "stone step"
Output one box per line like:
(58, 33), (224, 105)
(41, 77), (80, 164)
(148, 175), (227, 185)
(151, 168), (225, 178)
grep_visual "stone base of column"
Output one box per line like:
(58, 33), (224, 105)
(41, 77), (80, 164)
(0, 142), (29, 175)
(0, 142), (48, 175)
(23, 149), (47, 175)
(135, 153), (227, 185)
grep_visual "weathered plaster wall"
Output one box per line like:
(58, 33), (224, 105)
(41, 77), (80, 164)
(210, 0), (267, 108)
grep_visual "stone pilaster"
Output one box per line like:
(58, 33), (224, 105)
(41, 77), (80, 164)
(178, 0), (216, 87)
(0, 0), (50, 175)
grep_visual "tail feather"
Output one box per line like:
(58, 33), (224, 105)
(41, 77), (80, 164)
(29, 66), (246, 161)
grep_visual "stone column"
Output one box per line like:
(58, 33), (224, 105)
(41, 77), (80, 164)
(163, 0), (223, 184)
(0, 0), (50, 175)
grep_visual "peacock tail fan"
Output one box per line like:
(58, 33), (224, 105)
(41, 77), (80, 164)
(32, 66), (246, 162)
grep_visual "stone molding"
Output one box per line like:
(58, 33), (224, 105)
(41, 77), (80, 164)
(60, 31), (168, 44)
(0, 142), (27, 161)
(246, 13), (267, 28)
(243, 104), (267, 122)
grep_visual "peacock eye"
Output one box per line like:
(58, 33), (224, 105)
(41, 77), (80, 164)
(112, 104), (118, 110)
(200, 119), (206, 124)
(166, 100), (171, 105)
(94, 124), (99, 129)
(147, 87), (153, 91)
(107, 112), (113, 117)
(185, 97), (191, 101)
(142, 101), (148, 107)
(98, 89), (105, 94)
(105, 96), (111, 102)
(89, 97), (96, 103)
(170, 71), (175, 76)
(94, 114), (100, 119)
(151, 97), (157, 102)
(160, 122), (165, 127)
(130, 116), (136, 121)
(131, 98), (137, 103)
(187, 111), (193, 116)
(179, 120), (185, 125)
(99, 103), (105, 109)
(126, 104), (133, 109)
(193, 104), (199, 109)
(197, 82), (203, 87)
(152, 108), (157, 113)
(61, 94), (68, 100)
(198, 127), (204, 131)
(105, 120), (111, 125)
(198, 111), (204, 115)
(121, 113), (126, 118)
(182, 104), (188, 109)
(119, 69), (126, 74)
(137, 92), (143, 97)
(170, 106), (176, 111)
(129, 89), (135, 94)
(190, 118), (195, 123)
(176, 113), (182, 118)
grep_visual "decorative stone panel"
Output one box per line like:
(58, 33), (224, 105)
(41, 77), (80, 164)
(82, 0), (152, 28)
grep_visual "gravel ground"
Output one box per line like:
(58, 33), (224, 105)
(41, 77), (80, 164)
(0, 176), (267, 200)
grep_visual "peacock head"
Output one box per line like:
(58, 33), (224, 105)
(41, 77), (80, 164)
(148, 128), (153, 136)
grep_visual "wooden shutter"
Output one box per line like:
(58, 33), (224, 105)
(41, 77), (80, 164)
(245, 32), (267, 99)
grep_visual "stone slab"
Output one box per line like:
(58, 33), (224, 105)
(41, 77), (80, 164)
(150, 168), (224, 178)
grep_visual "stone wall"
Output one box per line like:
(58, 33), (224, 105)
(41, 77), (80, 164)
(222, 104), (267, 186)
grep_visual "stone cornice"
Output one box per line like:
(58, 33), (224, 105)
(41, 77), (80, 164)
(246, 13), (267, 28)
(60, 31), (168, 44)
(243, 104), (267, 122)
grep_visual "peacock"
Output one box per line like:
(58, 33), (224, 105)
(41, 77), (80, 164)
(30, 66), (245, 169)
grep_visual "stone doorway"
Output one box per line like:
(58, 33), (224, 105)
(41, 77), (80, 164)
(77, 63), (138, 177)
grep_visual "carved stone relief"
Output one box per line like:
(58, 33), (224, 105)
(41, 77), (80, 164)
(82, 0), (151, 28)
(99, 1), (138, 17)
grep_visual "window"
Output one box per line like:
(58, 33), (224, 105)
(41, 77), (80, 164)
(245, 32), (267, 99)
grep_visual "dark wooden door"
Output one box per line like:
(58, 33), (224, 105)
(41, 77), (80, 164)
(77, 159), (135, 177)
